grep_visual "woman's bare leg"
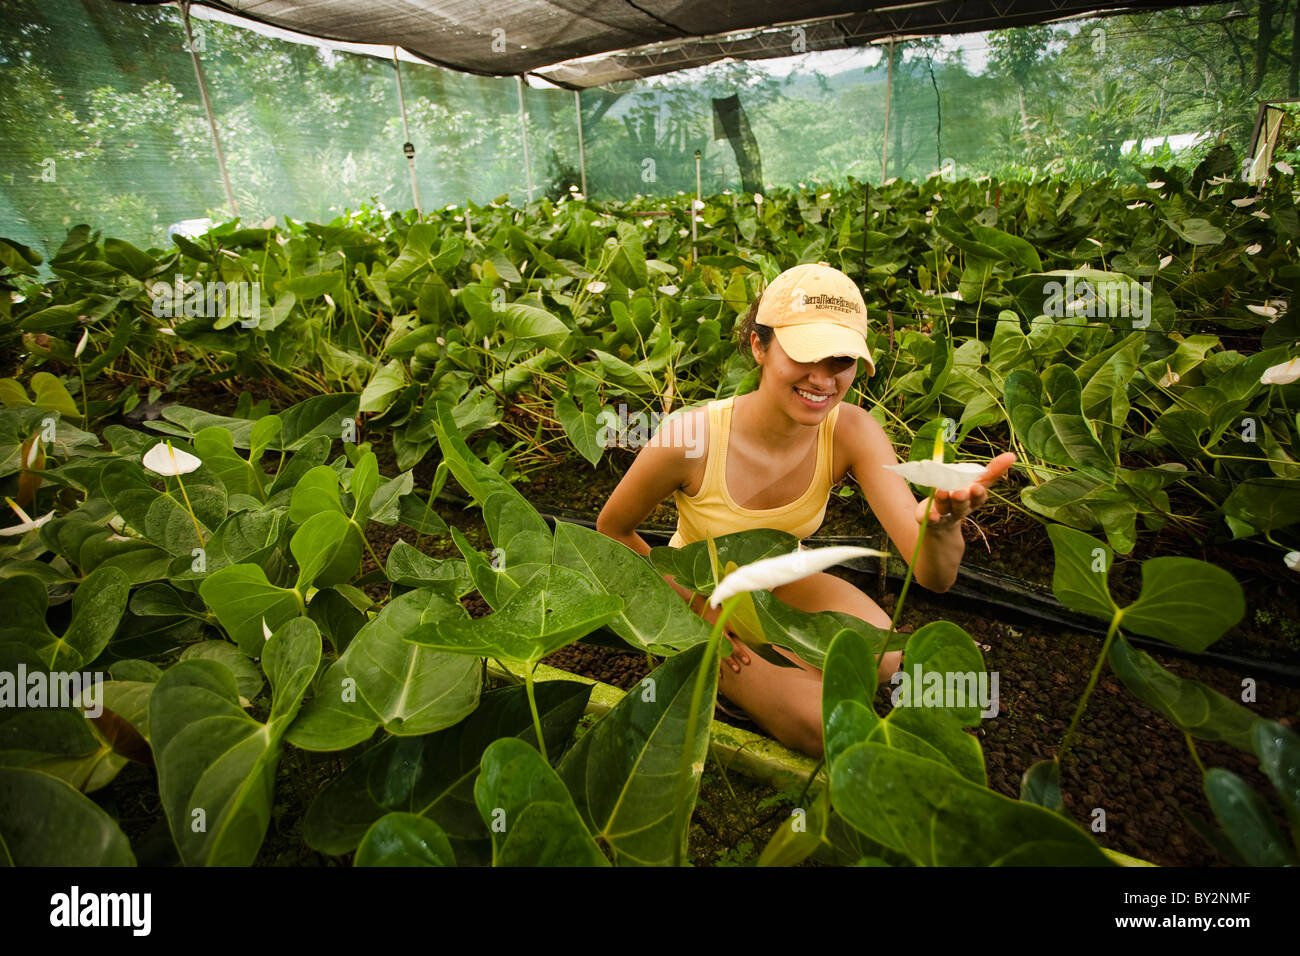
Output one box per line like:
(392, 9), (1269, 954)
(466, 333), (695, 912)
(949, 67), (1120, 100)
(684, 571), (904, 758)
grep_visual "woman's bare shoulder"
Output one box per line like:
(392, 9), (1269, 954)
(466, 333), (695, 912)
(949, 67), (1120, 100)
(832, 401), (892, 477)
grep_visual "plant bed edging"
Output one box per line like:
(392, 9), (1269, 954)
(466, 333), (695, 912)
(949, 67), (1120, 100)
(485, 660), (821, 787)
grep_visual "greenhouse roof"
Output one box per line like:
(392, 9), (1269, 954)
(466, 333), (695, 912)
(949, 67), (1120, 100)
(126, 0), (1223, 89)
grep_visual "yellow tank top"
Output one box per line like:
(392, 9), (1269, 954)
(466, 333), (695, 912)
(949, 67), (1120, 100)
(667, 395), (841, 549)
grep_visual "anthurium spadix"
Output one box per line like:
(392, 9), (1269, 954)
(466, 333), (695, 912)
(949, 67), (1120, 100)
(0, 497), (54, 537)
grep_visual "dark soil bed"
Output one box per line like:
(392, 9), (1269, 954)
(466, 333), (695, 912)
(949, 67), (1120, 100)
(421, 449), (1300, 867)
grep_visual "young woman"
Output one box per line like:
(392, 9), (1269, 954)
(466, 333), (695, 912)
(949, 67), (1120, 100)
(596, 262), (1015, 757)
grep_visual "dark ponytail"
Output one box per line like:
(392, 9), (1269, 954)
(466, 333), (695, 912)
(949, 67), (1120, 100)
(736, 293), (773, 363)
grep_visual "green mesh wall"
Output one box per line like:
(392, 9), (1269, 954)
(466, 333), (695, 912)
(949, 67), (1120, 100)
(1, 0), (1296, 254)
(0, 0), (580, 254)
(581, 1), (1297, 199)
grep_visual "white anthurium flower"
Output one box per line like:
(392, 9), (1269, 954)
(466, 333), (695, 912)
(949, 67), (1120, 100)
(586, 280), (607, 294)
(483, 336), (490, 350)
(1285, 551), (1300, 571)
(0, 497), (55, 537)
(1245, 243), (1262, 255)
(1207, 174), (1235, 185)
(1126, 202), (1146, 209)
(158, 327), (176, 336)
(1247, 304), (1278, 318)
(142, 442), (202, 476)
(262, 618), (273, 642)
(678, 228), (689, 237)
(1231, 197), (1257, 207)
(1252, 210), (1271, 219)
(1277, 161), (1295, 176)
(1085, 237), (1103, 247)
(642, 218), (654, 227)
(882, 458), (988, 492)
(819, 192), (831, 200)
(74, 328), (89, 358)
(435, 336), (446, 346)
(754, 193), (763, 205)
(709, 546), (889, 608)
(693, 199), (705, 210)
(24, 438), (41, 469)
(572, 193), (585, 201)
(1146, 181), (1165, 189)
(798, 182), (806, 189)
(1261, 357), (1300, 385)
(445, 204), (458, 211)
(569, 184), (580, 193)
(658, 284), (679, 296)
(1159, 254), (1174, 269)
(1158, 364), (1181, 387)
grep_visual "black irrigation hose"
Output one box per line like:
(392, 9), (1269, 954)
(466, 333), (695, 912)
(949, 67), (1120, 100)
(431, 489), (1300, 687)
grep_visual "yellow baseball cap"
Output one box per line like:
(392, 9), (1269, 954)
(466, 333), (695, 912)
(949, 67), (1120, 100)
(755, 262), (875, 376)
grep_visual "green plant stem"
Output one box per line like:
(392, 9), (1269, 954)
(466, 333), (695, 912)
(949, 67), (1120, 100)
(1059, 610), (1123, 762)
(172, 473), (205, 546)
(1185, 732), (1206, 775)
(76, 359), (88, 424)
(525, 663), (547, 763)
(670, 598), (737, 867)
(874, 489), (937, 676)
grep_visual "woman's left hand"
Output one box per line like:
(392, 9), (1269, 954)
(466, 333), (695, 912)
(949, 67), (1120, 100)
(915, 452), (1018, 528)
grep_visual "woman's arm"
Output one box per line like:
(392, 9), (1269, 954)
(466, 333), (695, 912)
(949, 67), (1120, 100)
(839, 404), (967, 593)
(595, 410), (704, 606)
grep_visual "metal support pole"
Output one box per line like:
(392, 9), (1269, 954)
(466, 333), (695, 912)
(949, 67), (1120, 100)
(692, 149), (702, 265)
(574, 89), (588, 197)
(393, 47), (423, 220)
(516, 75), (534, 203)
(181, 2), (238, 219)
(880, 38), (895, 182)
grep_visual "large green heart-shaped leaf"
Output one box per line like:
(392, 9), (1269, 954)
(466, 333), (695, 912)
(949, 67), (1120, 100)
(647, 528), (799, 594)
(407, 565), (623, 665)
(558, 642), (715, 866)
(0, 767), (136, 865)
(150, 617), (321, 866)
(475, 737), (608, 866)
(303, 681), (591, 861)
(100, 458), (225, 555)
(1107, 635), (1258, 751)
(1252, 720), (1300, 822)
(354, 812), (456, 867)
(1203, 768), (1296, 866)
(1119, 557), (1244, 652)
(199, 563), (304, 656)
(287, 588), (481, 750)
(554, 393), (605, 467)
(830, 743), (1112, 865)
(288, 465), (345, 522)
(1047, 524), (1117, 621)
(551, 521), (711, 654)
(384, 540), (472, 599)
(291, 510), (364, 590)
(456, 492), (554, 608)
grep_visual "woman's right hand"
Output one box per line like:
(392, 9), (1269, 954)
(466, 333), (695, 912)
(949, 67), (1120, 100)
(699, 600), (751, 674)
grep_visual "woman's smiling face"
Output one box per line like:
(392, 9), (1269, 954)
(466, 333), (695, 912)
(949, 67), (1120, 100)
(751, 331), (857, 422)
